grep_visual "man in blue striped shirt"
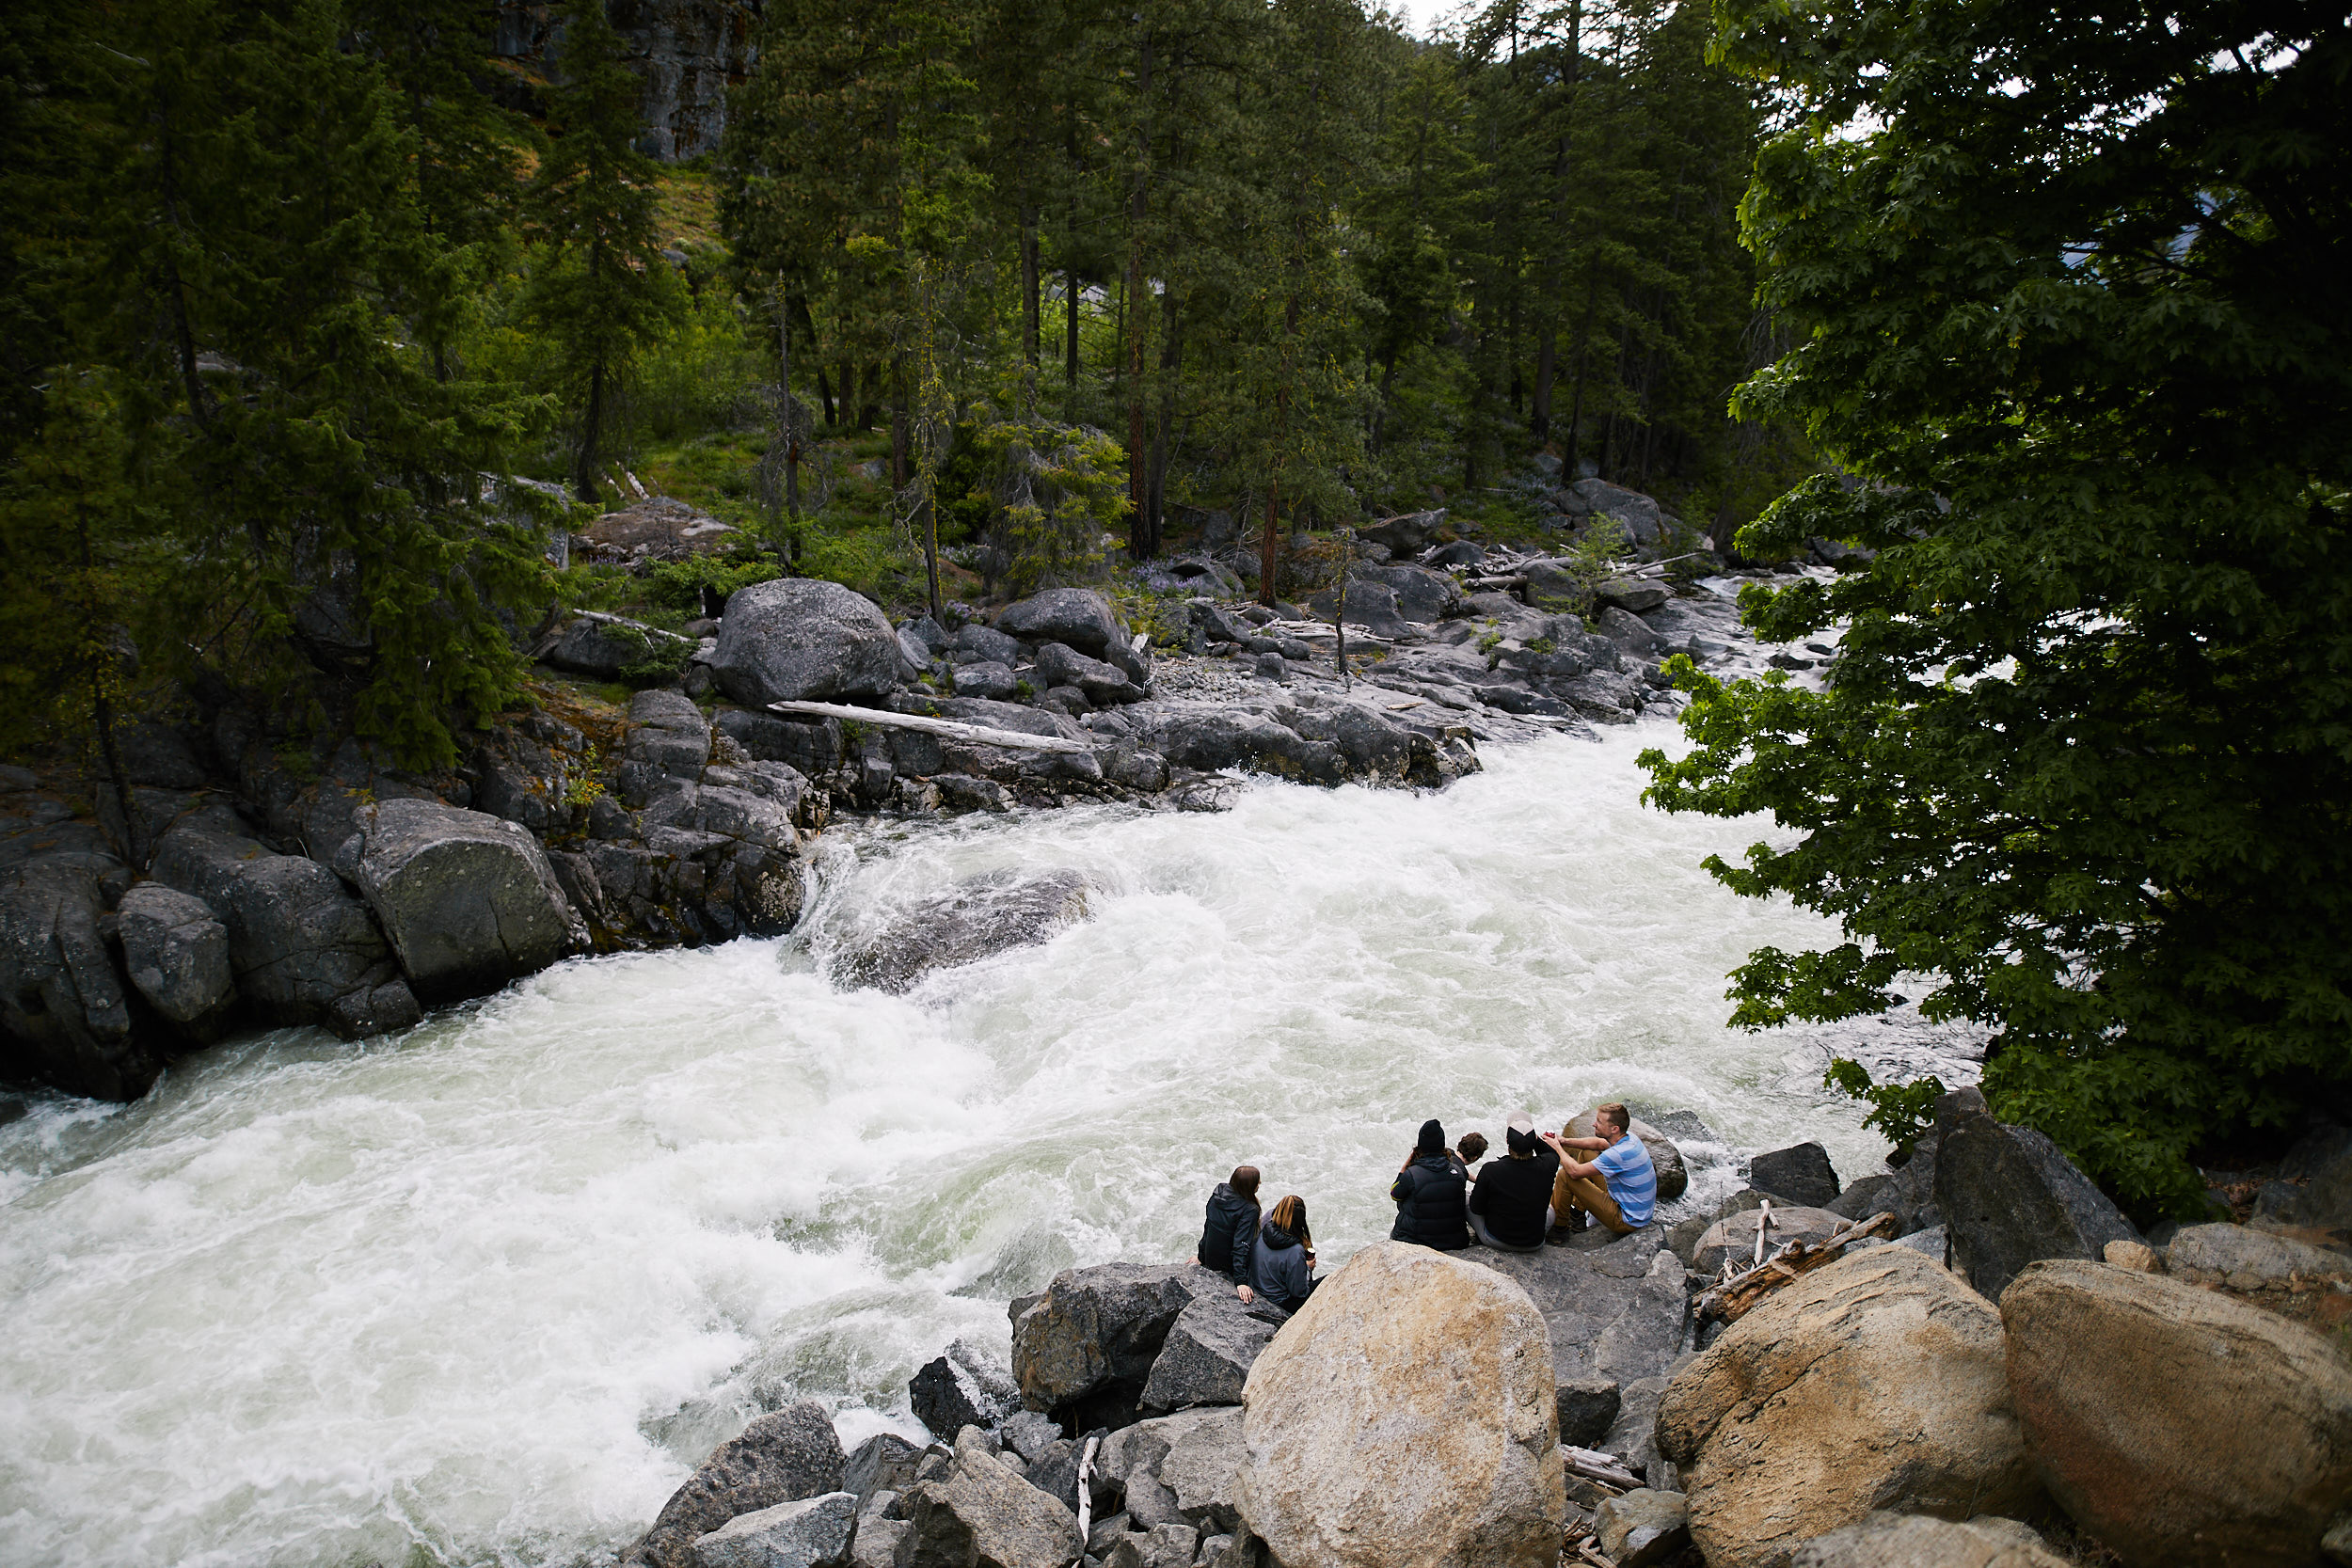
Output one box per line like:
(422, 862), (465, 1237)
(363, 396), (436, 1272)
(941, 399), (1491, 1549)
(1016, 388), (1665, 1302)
(1542, 1102), (1656, 1240)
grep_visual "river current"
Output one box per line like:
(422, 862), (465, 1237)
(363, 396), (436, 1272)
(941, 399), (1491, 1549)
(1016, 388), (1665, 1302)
(0, 720), (1983, 1568)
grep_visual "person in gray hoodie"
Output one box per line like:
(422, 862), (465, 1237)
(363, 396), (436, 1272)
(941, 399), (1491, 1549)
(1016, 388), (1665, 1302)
(1248, 1195), (1320, 1313)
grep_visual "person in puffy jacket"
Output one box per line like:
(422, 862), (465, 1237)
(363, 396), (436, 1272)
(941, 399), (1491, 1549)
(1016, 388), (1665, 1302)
(1198, 1164), (1262, 1293)
(1390, 1118), (1470, 1250)
(1248, 1195), (1319, 1313)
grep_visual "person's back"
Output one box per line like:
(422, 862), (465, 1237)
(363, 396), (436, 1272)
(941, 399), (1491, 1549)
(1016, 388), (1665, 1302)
(1249, 1195), (1318, 1313)
(1198, 1165), (1261, 1281)
(1390, 1119), (1469, 1250)
(1469, 1113), (1559, 1250)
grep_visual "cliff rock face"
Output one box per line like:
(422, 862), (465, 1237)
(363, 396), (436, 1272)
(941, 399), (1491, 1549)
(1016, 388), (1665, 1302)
(493, 0), (762, 161)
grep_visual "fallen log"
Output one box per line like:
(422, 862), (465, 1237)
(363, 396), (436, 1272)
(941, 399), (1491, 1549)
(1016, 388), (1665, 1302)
(1697, 1211), (1899, 1324)
(1562, 1445), (1645, 1491)
(765, 699), (1093, 755)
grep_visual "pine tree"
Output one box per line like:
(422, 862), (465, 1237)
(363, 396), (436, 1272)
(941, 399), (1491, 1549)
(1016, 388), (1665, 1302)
(524, 0), (683, 503)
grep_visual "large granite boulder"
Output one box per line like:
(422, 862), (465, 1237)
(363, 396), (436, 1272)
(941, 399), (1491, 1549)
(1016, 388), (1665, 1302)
(340, 799), (577, 1006)
(1011, 1261), (1216, 1432)
(1235, 1240), (1565, 1568)
(2162, 1220), (2351, 1290)
(1657, 1248), (2042, 1567)
(625, 1401), (846, 1568)
(1567, 479), (1666, 546)
(0, 855), (160, 1099)
(714, 709), (845, 781)
(1142, 709), (1344, 785)
(1352, 562), (1462, 623)
(710, 579), (902, 708)
(831, 870), (1092, 996)
(898, 1428), (1082, 1568)
(1358, 510), (1445, 555)
(2002, 1258), (2352, 1568)
(1139, 1292), (1286, 1412)
(1933, 1104), (2137, 1301)
(1747, 1142), (1841, 1208)
(150, 819), (421, 1039)
(115, 882), (234, 1037)
(1032, 642), (1143, 705)
(1563, 1111), (1689, 1203)
(1790, 1513), (2068, 1568)
(1301, 580), (1413, 640)
(689, 1492), (857, 1568)
(994, 589), (1127, 657)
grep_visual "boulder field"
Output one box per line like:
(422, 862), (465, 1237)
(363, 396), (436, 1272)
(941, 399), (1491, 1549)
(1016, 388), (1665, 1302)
(2, 508), (1814, 1101)
(603, 1113), (2352, 1568)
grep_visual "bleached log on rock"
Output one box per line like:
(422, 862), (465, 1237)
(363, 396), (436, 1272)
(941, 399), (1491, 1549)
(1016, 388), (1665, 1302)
(765, 700), (1092, 755)
(1563, 1445), (1645, 1491)
(1698, 1212), (1898, 1324)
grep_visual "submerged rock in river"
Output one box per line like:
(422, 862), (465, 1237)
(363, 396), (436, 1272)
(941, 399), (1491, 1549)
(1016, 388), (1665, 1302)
(831, 870), (1094, 995)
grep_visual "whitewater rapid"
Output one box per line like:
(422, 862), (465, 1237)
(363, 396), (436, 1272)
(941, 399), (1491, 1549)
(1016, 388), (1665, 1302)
(0, 721), (1983, 1568)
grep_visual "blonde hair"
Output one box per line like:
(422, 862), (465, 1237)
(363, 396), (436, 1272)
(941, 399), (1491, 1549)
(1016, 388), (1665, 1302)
(1268, 1195), (1311, 1249)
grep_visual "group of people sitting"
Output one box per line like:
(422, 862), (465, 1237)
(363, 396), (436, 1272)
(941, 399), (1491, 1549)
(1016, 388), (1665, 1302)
(1196, 1102), (1659, 1311)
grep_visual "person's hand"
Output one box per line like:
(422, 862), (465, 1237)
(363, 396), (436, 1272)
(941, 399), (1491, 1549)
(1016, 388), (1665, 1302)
(1237, 1284), (1254, 1305)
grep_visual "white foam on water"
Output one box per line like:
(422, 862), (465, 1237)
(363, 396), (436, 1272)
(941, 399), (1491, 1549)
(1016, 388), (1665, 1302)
(0, 722), (1982, 1567)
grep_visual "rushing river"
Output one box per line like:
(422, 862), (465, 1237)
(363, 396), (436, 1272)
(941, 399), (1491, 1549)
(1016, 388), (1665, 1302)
(0, 721), (1983, 1568)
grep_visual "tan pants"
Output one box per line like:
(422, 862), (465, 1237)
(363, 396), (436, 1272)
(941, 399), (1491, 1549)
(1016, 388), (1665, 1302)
(1551, 1165), (1634, 1235)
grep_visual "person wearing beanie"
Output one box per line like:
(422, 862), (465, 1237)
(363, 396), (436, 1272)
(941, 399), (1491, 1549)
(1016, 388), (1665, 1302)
(1467, 1110), (1562, 1253)
(1389, 1117), (1470, 1250)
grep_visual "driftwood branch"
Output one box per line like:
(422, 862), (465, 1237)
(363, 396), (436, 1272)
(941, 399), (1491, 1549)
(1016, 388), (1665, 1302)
(766, 700), (1093, 755)
(1697, 1212), (1899, 1324)
(1562, 1445), (1644, 1491)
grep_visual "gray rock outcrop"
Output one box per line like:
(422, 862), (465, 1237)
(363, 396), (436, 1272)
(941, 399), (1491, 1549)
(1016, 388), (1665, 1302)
(115, 882), (234, 1037)
(710, 579), (903, 708)
(150, 818), (421, 1039)
(2002, 1258), (2352, 1568)
(1657, 1248), (2042, 1567)
(0, 854), (159, 1099)
(994, 589), (1127, 656)
(1474, 1228), (1690, 1392)
(625, 1401), (847, 1568)
(833, 870), (1092, 996)
(340, 799), (577, 1006)
(1747, 1142), (1841, 1208)
(1933, 1104), (2137, 1301)
(1236, 1240), (1565, 1568)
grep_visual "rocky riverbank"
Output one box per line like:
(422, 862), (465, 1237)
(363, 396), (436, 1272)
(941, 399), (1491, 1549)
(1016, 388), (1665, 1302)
(611, 1091), (2351, 1568)
(0, 489), (1823, 1102)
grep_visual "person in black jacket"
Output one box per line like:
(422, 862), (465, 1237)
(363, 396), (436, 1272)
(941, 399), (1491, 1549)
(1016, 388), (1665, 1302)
(1468, 1111), (1561, 1252)
(1248, 1195), (1319, 1312)
(1390, 1118), (1470, 1250)
(1198, 1164), (1262, 1297)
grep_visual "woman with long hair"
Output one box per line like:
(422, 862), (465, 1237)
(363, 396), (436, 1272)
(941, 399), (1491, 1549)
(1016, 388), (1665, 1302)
(1248, 1194), (1320, 1313)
